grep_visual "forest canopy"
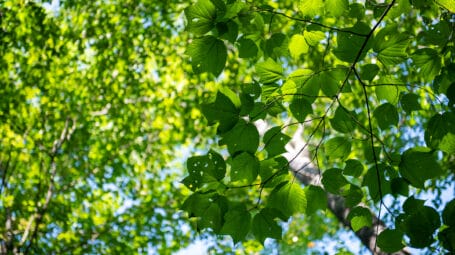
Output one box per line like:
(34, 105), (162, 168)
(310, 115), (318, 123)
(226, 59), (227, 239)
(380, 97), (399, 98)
(0, 0), (454, 254)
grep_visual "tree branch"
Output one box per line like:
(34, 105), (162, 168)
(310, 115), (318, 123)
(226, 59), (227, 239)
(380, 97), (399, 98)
(21, 117), (77, 254)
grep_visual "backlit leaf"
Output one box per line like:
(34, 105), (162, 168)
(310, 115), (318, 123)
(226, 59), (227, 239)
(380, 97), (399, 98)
(256, 58), (284, 84)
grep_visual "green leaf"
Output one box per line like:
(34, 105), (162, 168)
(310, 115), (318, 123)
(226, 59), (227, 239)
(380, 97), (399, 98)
(322, 168), (349, 194)
(325, 0), (348, 17)
(403, 206), (441, 248)
(230, 152), (259, 184)
(183, 151), (226, 190)
(400, 93), (421, 113)
(266, 33), (289, 59)
(373, 27), (409, 65)
(182, 193), (227, 232)
(348, 206), (372, 232)
(436, 0), (455, 12)
(438, 227), (455, 252)
(375, 85), (399, 105)
(201, 92), (239, 133)
(268, 181), (307, 218)
(333, 22), (371, 62)
(239, 93), (254, 116)
(418, 21), (451, 46)
(342, 184), (363, 207)
(425, 112), (455, 153)
(330, 106), (356, 133)
(443, 199), (455, 226)
(220, 204), (251, 243)
(324, 137), (351, 160)
(304, 30), (326, 46)
(320, 68), (346, 97)
(289, 34), (309, 60)
(373, 103), (399, 130)
(299, 0), (324, 17)
(217, 20), (238, 43)
(238, 38), (258, 58)
(186, 35), (227, 76)
(377, 229), (405, 253)
(399, 147), (443, 188)
(304, 185), (327, 215)
(289, 97), (312, 123)
(185, 0), (217, 35)
(343, 159), (364, 177)
(256, 58), (284, 84)
(220, 120), (259, 155)
(259, 157), (289, 188)
(386, 0), (411, 20)
(362, 164), (392, 202)
(252, 208), (283, 244)
(360, 64), (379, 81)
(391, 178), (409, 197)
(264, 127), (291, 158)
(412, 48), (442, 82)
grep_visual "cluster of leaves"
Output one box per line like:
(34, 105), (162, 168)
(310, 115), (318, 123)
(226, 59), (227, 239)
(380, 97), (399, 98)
(181, 0), (455, 253)
(0, 0), (216, 254)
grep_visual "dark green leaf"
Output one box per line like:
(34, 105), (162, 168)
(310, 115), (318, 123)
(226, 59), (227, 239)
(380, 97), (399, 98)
(360, 64), (379, 81)
(230, 152), (259, 184)
(238, 38), (258, 58)
(373, 103), (399, 130)
(252, 208), (283, 244)
(220, 120), (259, 154)
(186, 35), (227, 76)
(220, 204), (251, 243)
(399, 147), (443, 188)
(264, 127), (291, 158)
(239, 93), (254, 116)
(201, 92), (239, 133)
(322, 168), (349, 194)
(290, 97), (312, 122)
(342, 184), (363, 207)
(438, 227), (455, 252)
(265, 33), (289, 59)
(377, 229), (405, 253)
(443, 199), (455, 226)
(400, 93), (421, 113)
(333, 22), (371, 62)
(362, 164), (392, 202)
(403, 206), (441, 248)
(391, 178), (409, 197)
(330, 106), (356, 134)
(304, 185), (327, 215)
(343, 159), (363, 177)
